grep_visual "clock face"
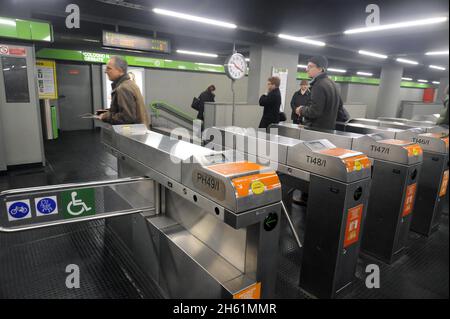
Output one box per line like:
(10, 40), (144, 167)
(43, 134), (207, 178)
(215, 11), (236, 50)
(225, 53), (247, 80)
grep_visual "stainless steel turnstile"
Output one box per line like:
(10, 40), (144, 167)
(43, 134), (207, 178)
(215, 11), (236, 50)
(338, 119), (449, 237)
(100, 124), (282, 299)
(272, 123), (423, 264)
(205, 126), (372, 299)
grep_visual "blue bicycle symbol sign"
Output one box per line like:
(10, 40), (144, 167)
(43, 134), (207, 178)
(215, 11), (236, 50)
(7, 201), (31, 220)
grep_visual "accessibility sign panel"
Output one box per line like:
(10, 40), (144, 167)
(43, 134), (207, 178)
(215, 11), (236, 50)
(6, 200), (32, 221)
(61, 188), (96, 219)
(35, 196), (58, 217)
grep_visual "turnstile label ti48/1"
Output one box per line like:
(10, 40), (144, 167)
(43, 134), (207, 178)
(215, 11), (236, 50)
(344, 204), (364, 248)
(402, 183), (417, 217)
(440, 170), (449, 198)
(233, 282), (261, 299)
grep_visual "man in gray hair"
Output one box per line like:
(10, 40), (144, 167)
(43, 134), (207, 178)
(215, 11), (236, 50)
(99, 56), (149, 126)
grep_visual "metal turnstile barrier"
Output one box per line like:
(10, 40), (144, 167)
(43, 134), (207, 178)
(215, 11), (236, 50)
(204, 126), (372, 299)
(338, 119), (449, 237)
(272, 123), (423, 264)
(100, 123), (282, 299)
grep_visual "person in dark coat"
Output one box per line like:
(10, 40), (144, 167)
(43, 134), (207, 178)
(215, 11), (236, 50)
(290, 80), (311, 124)
(259, 76), (282, 129)
(297, 56), (341, 130)
(196, 85), (216, 121)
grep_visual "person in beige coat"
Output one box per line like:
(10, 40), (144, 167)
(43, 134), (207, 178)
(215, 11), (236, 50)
(99, 56), (149, 127)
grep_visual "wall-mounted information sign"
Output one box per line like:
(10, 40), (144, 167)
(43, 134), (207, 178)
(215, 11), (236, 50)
(36, 59), (58, 99)
(102, 31), (171, 54)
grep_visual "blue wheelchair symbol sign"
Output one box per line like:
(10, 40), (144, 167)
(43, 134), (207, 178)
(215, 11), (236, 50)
(7, 200), (31, 221)
(35, 196), (58, 216)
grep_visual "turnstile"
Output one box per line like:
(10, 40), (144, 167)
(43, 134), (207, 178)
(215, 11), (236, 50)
(205, 126), (372, 299)
(100, 124), (282, 299)
(338, 120), (449, 237)
(272, 123), (423, 264)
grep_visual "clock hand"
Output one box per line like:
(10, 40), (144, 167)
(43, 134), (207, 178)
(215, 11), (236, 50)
(233, 62), (244, 73)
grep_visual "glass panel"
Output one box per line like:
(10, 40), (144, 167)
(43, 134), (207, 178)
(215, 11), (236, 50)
(1, 56), (30, 103)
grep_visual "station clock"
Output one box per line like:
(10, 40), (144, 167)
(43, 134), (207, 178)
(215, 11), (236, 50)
(224, 53), (247, 80)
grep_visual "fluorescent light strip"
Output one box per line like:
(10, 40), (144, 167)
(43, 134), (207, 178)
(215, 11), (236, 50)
(297, 64), (307, 69)
(327, 68), (347, 73)
(429, 65), (446, 70)
(359, 50), (388, 59)
(0, 18), (16, 26)
(345, 16), (448, 34)
(245, 58), (250, 62)
(196, 63), (222, 67)
(402, 77), (413, 81)
(176, 50), (218, 58)
(153, 8), (237, 29)
(418, 79), (428, 83)
(425, 50), (449, 56)
(279, 34), (326, 47)
(357, 72), (373, 76)
(396, 58), (419, 65)
(432, 81), (440, 84)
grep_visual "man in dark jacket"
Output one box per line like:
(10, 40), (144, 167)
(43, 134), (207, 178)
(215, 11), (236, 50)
(290, 80), (311, 124)
(298, 56), (340, 130)
(196, 85), (216, 121)
(100, 56), (149, 127)
(259, 76), (282, 129)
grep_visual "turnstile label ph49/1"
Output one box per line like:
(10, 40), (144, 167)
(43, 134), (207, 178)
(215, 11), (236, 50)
(402, 183), (417, 217)
(440, 170), (449, 198)
(344, 204), (364, 248)
(233, 282), (261, 299)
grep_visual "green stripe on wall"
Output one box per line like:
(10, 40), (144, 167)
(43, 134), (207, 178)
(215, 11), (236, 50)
(0, 16), (53, 42)
(36, 48), (433, 89)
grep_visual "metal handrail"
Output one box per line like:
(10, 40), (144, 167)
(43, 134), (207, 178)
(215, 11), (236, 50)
(150, 101), (196, 123)
(0, 176), (151, 197)
(0, 207), (155, 233)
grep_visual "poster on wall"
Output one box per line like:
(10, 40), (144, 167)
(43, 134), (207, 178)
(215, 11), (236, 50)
(102, 65), (145, 108)
(272, 67), (288, 112)
(36, 59), (58, 100)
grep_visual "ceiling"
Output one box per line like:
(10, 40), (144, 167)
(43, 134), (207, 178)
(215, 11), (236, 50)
(1, 0), (448, 82)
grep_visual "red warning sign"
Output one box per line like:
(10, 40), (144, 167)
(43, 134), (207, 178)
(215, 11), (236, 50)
(344, 204), (363, 248)
(402, 183), (417, 217)
(439, 170), (449, 198)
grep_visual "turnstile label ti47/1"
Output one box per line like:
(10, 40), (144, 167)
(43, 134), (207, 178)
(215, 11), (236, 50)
(402, 183), (417, 217)
(344, 204), (364, 248)
(440, 170), (449, 198)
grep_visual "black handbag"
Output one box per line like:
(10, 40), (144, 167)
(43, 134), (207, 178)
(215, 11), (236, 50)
(279, 112), (287, 122)
(191, 97), (200, 111)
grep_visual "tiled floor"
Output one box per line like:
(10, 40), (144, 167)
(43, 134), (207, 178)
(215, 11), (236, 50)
(0, 129), (448, 299)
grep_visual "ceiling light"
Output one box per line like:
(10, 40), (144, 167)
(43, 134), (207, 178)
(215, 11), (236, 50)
(297, 64), (307, 69)
(359, 50), (388, 59)
(345, 16), (448, 34)
(357, 72), (373, 76)
(176, 50), (218, 58)
(279, 34), (326, 47)
(418, 79), (428, 83)
(402, 77), (413, 81)
(425, 50), (449, 56)
(153, 8), (237, 29)
(429, 65), (446, 70)
(432, 81), (440, 84)
(327, 68), (347, 73)
(245, 58), (250, 62)
(396, 58), (419, 65)
(196, 63), (222, 67)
